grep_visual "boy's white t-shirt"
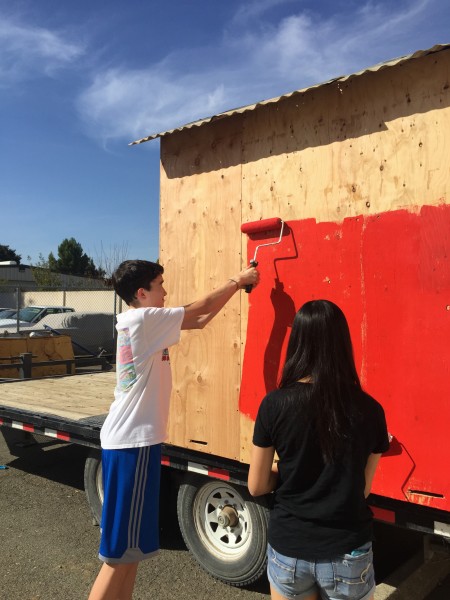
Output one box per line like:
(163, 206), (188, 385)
(100, 306), (185, 449)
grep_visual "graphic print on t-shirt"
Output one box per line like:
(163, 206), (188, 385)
(162, 349), (170, 362)
(117, 328), (137, 390)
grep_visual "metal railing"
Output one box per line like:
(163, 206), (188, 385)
(0, 352), (112, 380)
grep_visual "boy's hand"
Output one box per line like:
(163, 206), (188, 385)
(232, 266), (260, 290)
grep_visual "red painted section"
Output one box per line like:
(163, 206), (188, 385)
(23, 423), (35, 433)
(56, 431), (71, 442)
(240, 204), (450, 511)
(208, 467), (230, 481)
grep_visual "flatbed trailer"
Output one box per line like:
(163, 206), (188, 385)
(2, 372), (450, 588)
(0, 372), (271, 585)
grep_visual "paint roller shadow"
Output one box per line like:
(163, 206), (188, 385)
(378, 436), (419, 502)
(263, 280), (296, 391)
(263, 225), (298, 392)
(390, 438), (418, 502)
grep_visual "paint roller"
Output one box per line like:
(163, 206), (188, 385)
(241, 217), (285, 293)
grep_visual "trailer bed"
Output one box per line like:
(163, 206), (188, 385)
(0, 372), (115, 447)
(0, 372), (250, 480)
(0, 372), (115, 420)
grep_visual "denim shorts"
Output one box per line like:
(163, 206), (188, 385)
(267, 542), (375, 600)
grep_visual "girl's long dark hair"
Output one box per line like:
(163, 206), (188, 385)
(279, 300), (361, 463)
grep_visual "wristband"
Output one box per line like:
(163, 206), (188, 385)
(229, 278), (239, 290)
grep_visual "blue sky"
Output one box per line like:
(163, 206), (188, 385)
(1, 0), (449, 270)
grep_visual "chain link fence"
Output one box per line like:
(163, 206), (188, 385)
(0, 284), (124, 359)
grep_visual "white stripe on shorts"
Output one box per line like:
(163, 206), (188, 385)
(128, 446), (150, 549)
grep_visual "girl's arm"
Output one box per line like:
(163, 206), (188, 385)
(248, 444), (278, 496)
(364, 453), (382, 498)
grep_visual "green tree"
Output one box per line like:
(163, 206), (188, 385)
(50, 238), (105, 278)
(30, 253), (61, 288)
(0, 244), (21, 263)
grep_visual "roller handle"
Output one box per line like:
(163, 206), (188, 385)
(245, 260), (258, 293)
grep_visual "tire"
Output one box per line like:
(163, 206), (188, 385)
(177, 475), (269, 586)
(84, 449), (103, 525)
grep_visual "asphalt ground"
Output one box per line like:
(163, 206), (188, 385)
(0, 429), (449, 600)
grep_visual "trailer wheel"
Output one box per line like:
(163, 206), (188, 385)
(177, 476), (269, 586)
(84, 449), (103, 525)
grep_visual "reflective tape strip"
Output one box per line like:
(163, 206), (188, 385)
(434, 521), (450, 538)
(44, 428), (71, 441)
(187, 462), (208, 476)
(12, 421), (35, 432)
(187, 461), (230, 481)
(370, 506), (396, 524)
(208, 467), (230, 481)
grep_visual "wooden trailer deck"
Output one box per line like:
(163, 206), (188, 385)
(0, 372), (115, 422)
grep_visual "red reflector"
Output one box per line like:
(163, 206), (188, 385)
(370, 506), (396, 523)
(208, 468), (230, 481)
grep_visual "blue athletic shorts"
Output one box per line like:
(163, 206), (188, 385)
(99, 445), (161, 564)
(267, 542), (375, 600)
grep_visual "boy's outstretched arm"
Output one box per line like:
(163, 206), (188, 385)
(181, 266), (259, 330)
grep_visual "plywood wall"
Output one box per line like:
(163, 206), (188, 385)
(160, 49), (450, 464)
(160, 117), (246, 459)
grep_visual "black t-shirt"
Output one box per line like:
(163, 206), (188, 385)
(253, 383), (390, 559)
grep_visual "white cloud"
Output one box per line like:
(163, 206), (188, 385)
(77, 66), (227, 144)
(0, 12), (85, 86)
(232, 0), (300, 24)
(77, 0), (440, 144)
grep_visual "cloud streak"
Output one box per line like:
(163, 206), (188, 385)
(77, 0), (439, 145)
(231, 0), (300, 24)
(0, 11), (85, 86)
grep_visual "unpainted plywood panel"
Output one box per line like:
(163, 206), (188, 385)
(160, 118), (245, 460)
(240, 51), (450, 232)
(239, 412), (255, 464)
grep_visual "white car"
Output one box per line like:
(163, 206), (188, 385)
(0, 306), (75, 329)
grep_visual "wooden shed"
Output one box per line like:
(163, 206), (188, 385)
(132, 44), (450, 509)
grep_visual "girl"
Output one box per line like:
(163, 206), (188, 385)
(248, 300), (389, 600)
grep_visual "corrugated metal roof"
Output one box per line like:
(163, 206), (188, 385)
(129, 43), (450, 146)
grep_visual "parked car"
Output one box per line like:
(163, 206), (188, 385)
(0, 306), (74, 329)
(0, 308), (16, 319)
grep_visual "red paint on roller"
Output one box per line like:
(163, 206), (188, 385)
(241, 217), (282, 235)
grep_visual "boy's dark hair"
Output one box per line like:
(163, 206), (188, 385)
(112, 260), (164, 305)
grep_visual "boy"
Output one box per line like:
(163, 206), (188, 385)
(88, 259), (259, 600)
